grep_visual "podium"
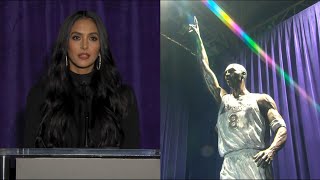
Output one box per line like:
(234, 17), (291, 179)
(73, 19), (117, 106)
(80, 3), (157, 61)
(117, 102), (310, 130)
(0, 148), (160, 179)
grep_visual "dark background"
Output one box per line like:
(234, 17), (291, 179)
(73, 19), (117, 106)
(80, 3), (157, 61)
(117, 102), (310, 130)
(161, 1), (320, 179)
(0, 0), (160, 149)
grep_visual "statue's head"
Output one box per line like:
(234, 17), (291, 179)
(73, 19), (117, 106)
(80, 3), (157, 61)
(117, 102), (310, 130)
(224, 63), (247, 89)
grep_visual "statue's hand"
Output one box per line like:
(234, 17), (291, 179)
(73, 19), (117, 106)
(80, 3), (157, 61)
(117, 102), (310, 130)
(253, 148), (275, 168)
(189, 16), (200, 36)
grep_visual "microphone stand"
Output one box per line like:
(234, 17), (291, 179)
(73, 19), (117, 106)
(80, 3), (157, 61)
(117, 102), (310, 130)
(81, 81), (89, 148)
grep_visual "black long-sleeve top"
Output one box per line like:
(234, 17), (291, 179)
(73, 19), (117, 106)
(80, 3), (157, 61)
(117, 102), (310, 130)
(24, 71), (140, 148)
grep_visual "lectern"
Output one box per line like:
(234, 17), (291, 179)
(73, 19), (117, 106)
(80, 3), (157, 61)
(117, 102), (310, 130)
(0, 148), (160, 179)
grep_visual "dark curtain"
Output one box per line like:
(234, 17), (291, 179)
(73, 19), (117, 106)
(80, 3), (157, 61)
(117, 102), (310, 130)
(161, 1), (320, 180)
(161, 35), (223, 179)
(0, 0), (159, 149)
(235, 2), (320, 179)
(161, 37), (189, 179)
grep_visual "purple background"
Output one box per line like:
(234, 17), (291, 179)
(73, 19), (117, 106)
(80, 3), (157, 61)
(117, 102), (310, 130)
(236, 3), (320, 178)
(0, 0), (159, 149)
(161, 2), (320, 179)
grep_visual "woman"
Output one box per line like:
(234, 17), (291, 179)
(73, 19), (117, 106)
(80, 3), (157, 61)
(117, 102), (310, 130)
(24, 11), (140, 148)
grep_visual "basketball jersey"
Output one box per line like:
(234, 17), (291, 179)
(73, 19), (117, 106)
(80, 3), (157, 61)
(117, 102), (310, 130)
(216, 93), (267, 157)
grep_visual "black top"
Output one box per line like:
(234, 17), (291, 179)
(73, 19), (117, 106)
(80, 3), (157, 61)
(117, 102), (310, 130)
(24, 71), (140, 148)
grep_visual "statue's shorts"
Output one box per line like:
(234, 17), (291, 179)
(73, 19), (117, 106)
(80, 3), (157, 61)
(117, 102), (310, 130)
(220, 149), (273, 179)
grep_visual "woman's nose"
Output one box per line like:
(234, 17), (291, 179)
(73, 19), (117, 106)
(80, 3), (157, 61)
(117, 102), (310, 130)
(81, 39), (88, 50)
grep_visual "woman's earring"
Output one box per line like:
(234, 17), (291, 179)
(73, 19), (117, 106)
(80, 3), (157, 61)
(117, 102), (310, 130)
(97, 54), (101, 70)
(65, 56), (68, 67)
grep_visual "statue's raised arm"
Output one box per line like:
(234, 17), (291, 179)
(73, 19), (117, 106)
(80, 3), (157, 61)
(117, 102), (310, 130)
(189, 16), (227, 104)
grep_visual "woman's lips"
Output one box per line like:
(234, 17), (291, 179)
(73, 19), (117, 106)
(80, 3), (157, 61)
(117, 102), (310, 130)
(78, 53), (90, 60)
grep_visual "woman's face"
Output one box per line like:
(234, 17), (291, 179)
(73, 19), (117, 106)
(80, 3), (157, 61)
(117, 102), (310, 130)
(68, 18), (100, 74)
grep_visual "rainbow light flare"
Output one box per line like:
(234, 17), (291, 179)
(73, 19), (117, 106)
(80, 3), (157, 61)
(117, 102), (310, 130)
(202, 0), (320, 112)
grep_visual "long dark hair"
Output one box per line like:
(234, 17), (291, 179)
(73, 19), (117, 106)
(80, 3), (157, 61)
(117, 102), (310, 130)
(35, 11), (128, 147)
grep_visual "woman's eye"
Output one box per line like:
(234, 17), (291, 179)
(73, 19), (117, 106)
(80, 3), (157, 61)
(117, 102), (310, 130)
(72, 36), (80, 40)
(90, 36), (98, 41)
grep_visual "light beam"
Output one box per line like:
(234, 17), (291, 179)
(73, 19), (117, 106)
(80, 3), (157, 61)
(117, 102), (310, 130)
(202, 0), (320, 111)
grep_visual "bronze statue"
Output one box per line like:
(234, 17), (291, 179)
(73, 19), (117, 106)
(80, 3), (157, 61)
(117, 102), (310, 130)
(189, 16), (287, 179)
